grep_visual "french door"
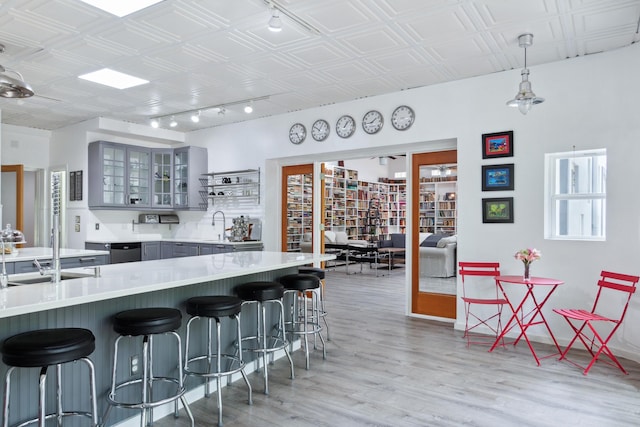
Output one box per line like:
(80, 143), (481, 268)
(281, 164), (314, 252)
(411, 151), (457, 318)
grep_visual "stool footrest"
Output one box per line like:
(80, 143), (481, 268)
(107, 377), (186, 410)
(185, 355), (246, 378)
(241, 336), (289, 354)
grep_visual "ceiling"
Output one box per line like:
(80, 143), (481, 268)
(0, 0), (638, 132)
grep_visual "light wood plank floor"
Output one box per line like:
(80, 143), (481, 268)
(156, 270), (640, 427)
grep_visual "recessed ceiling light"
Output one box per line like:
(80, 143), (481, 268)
(79, 0), (164, 17)
(78, 68), (149, 89)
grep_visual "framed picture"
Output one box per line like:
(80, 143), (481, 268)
(482, 197), (514, 223)
(482, 163), (514, 191)
(482, 130), (514, 159)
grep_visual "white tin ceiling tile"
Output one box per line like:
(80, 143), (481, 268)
(338, 27), (407, 56)
(375, 0), (455, 17)
(320, 61), (384, 83)
(88, 26), (171, 55)
(302, 0), (376, 33)
(398, 7), (474, 44)
(24, 0), (103, 30)
(0, 13), (66, 46)
(429, 35), (491, 61)
(286, 43), (350, 68)
(445, 55), (502, 79)
(367, 48), (433, 72)
(388, 66), (445, 90)
(240, 55), (304, 78)
(179, 0), (266, 27)
(137, 7), (217, 41)
(583, 33), (637, 54)
(474, 0), (557, 26)
(573, 3), (640, 35)
(273, 70), (334, 90)
(186, 33), (261, 62)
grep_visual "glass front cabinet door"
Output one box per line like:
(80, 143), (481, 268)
(173, 146), (208, 210)
(152, 149), (173, 208)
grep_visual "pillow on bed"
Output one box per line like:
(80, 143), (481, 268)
(436, 235), (457, 248)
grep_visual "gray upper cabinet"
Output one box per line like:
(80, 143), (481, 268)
(173, 146), (208, 210)
(88, 141), (151, 209)
(89, 141), (207, 211)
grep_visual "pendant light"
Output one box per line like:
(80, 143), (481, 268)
(506, 33), (544, 115)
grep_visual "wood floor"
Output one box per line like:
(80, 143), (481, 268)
(156, 270), (640, 427)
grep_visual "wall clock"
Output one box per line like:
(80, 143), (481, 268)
(391, 105), (415, 131)
(362, 110), (383, 134)
(289, 123), (306, 144)
(336, 115), (356, 138)
(311, 119), (330, 141)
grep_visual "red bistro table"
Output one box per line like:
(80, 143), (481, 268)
(489, 275), (564, 365)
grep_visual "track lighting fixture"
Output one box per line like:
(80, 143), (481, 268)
(506, 33), (545, 115)
(147, 95), (269, 129)
(268, 8), (282, 32)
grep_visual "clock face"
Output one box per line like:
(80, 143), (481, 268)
(311, 119), (330, 141)
(336, 115), (356, 138)
(391, 105), (415, 131)
(362, 110), (383, 134)
(289, 123), (306, 144)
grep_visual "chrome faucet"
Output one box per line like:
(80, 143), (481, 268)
(1, 240), (8, 288)
(212, 210), (227, 241)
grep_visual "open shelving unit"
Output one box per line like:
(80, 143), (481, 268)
(201, 168), (261, 205)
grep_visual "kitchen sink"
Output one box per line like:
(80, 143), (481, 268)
(7, 271), (94, 286)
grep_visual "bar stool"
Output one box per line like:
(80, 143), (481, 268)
(234, 281), (294, 395)
(298, 266), (330, 341)
(102, 308), (194, 427)
(1, 327), (98, 427)
(279, 273), (326, 370)
(184, 296), (252, 427)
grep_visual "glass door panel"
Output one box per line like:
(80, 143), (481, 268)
(411, 151), (457, 318)
(282, 164), (313, 252)
(128, 149), (150, 206)
(153, 151), (172, 207)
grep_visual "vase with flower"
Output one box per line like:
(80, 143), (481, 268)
(514, 248), (541, 281)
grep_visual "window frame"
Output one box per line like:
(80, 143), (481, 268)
(544, 148), (606, 241)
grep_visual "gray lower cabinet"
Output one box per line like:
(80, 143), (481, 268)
(161, 242), (199, 259)
(142, 242), (161, 261)
(11, 254), (109, 274)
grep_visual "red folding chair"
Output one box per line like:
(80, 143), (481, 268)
(553, 270), (639, 375)
(459, 262), (507, 347)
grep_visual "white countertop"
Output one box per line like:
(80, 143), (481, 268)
(0, 251), (334, 319)
(2, 247), (109, 262)
(86, 238), (261, 246)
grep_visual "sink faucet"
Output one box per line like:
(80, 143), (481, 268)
(1, 240), (8, 288)
(212, 210), (227, 241)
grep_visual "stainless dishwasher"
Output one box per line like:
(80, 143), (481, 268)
(108, 242), (142, 264)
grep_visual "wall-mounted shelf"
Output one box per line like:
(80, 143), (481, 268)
(201, 168), (260, 204)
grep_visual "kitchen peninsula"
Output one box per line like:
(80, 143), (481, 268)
(0, 251), (334, 426)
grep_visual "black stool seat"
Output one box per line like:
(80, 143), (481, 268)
(113, 307), (182, 336)
(235, 281), (284, 301)
(280, 273), (320, 291)
(2, 328), (95, 367)
(186, 295), (243, 318)
(298, 267), (325, 280)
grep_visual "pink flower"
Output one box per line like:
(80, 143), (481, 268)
(514, 248), (541, 265)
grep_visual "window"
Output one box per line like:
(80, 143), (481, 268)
(545, 149), (606, 240)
